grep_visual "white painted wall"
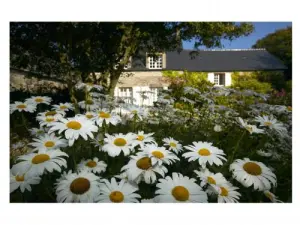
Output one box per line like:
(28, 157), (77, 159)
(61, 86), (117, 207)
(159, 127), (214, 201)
(207, 73), (215, 84)
(225, 72), (232, 86)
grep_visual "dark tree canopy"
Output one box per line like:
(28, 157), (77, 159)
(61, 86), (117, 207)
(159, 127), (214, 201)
(253, 26), (292, 80)
(10, 22), (254, 98)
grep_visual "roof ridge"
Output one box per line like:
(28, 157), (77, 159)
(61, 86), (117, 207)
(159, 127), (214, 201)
(181, 48), (266, 51)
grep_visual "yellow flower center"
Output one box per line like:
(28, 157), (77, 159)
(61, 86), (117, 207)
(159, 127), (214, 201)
(86, 82), (93, 86)
(136, 157), (152, 170)
(113, 138), (127, 146)
(35, 98), (44, 103)
(198, 148), (211, 156)
(264, 122), (272, 127)
(220, 187), (228, 196)
(172, 186), (189, 201)
(137, 135), (144, 141)
(31, 154), (50, 164)
(86, 114), (94, 119)
(45, 111), (57, 116)
(66, 121), (82, 130)
(86, 99), (94, 105)
(44, 141), (55, 148)
(131, 110), (138, 114)
(86, 160), (97, 168)
(15, 174), (25, 182)
(207, 176), (216, 185)
(17, 104), (26, 109)
(170, 142), (177, 147)
(99, 111), (111, 119)
(60, 105), (67, 109)
(152, 151), (164, 159)
(243, 162), (262, 176)
(46, 117), (54, 122)
(109, 191), (124, 203)
(70, 177), (90, 195)
(287, 106), (292, 111)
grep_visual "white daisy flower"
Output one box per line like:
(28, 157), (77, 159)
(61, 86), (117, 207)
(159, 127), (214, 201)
(96, 178), (141, 203)
(132, 131), (156, 148)
(211, 181), (241, 203)
(25, 96), (52, 105)
(126, 105), (148, 121)
(162, 137), (183, 153)
(10, 101), (36, 114)
(52, 102), (74, 112)
(264, 190), (283, 203)
(138, 143), (179, 166)
(38, 110), (66, 117)
(48, 116), (98, 146)
(29, 133), (68, 151)
(76, 82), (103, 92)
(256, 149), (272, 157)
(29, 127), (47, 137)
(230, 158), (277, 191)
(238, 117), (264, 134)
(55, 170), (73, 184)
(254, 115), (287, 134)
(78, 99), (99, 111)
(121, 155), (168, 184)
(102, 133), (136, 157)
(213, 125), (222, 132)
(12, 149), (68, 177)
(55, 170), (101, 203)
(37, 115), (63, 127)
(194, 169), (227, 187)
(183, 141), (227, 169)
(155, 172), (208, 203)
(83, 111), (97, 121)
(10, 166), (41, 193)
(77, 157), (107, 174)
(95, 109), (121, 127)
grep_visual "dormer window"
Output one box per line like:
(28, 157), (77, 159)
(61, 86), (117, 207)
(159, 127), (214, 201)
(148, 53), (163, 69)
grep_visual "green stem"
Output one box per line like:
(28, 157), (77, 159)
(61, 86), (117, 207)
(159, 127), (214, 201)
(20, 112), (28, 130)
(229, 130), (246, 164)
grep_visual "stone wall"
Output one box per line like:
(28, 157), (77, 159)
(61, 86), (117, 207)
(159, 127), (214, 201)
(10, 69), (68, 94)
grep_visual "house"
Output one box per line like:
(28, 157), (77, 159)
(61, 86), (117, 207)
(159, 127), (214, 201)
(114, 49), (287, 106)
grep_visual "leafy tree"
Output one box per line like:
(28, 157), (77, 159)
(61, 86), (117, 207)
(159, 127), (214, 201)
(253, 26), (292, 80)
(10, 22), (254, 100)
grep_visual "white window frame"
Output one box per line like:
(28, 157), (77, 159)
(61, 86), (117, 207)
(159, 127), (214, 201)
(118, 87), (133, 104)
(148, 54), (163, 69)
(214, 73), (225, 86)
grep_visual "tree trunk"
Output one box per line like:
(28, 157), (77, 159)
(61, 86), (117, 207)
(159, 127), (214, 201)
(67, 72), (80, 114)
(108, 73), (120, 97)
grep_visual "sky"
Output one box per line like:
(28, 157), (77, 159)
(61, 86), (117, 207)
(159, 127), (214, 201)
(182, 22), (292, 50)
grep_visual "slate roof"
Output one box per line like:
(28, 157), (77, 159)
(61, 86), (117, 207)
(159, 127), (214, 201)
(128, 49), (287, 72)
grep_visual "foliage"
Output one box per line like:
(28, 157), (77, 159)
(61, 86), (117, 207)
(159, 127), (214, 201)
(255, 71), (286, 91)
(231, 72), (273, 94)
(253, 26), (292, 80)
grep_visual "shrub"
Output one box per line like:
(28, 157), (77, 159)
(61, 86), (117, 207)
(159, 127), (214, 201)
(231, 72), (273, 94)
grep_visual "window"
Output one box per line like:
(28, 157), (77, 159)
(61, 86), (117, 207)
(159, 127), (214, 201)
(150, 87), (164, 103)
(214, 73), (225, 86)
(148, 54), (163, 69)
(118, 87), (133, 104)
